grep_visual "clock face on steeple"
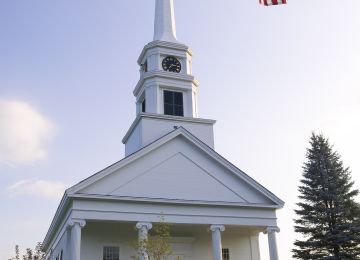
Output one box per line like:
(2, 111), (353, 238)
(162, 56), (181, 73)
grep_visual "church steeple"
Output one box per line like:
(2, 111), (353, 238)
(154, 0), (177, 42)
(122, 0), (216, 156)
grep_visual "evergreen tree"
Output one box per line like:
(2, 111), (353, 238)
(293, 133), (360, 259)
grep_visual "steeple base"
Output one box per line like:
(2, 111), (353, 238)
(123, 113), (216, 156)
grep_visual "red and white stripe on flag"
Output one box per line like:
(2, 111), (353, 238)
(260, 0), (286, 6)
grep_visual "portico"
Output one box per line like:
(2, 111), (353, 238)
(55, 217), (280, 260)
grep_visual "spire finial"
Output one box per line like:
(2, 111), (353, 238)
(154, 0), (177, 42)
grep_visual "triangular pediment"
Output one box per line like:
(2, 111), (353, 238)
(70, 128), (283, 207)
(108, 153), (247, 203)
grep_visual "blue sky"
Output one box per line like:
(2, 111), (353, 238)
(0, 0), (359, 259)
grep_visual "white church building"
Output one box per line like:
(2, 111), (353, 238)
(43, 1), (284, 259)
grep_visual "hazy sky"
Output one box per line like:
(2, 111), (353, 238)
(0, 0), (359, 259)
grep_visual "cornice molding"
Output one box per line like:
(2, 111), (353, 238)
(133, 70), (199, 97)
(70, 193), (281, 209)
(138, 40), (192, 65)
(42, 192), (70, 250)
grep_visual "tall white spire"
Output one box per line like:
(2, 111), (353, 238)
(123, 0), (216, 156)
(153, 0), (178, 42)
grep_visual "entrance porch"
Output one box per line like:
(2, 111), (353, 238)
(58, 220), (279, 260)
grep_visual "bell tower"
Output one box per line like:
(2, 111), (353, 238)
(123, 0), (216, 156)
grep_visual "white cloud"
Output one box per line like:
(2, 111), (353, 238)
(7, 179), (66, 201)
(0, 100), (56, 165)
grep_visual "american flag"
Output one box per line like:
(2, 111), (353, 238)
(260, 0), (287, 6)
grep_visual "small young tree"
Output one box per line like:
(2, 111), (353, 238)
(34, 242), (45, 260)
(8, 243), (45, 260)
(8, 245), (20, 260)
(293, 133), (360, 259)
(23, 248), (33, 260)
(132, 219), (179, 260)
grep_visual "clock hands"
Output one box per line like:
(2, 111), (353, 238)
(162, 56), (181, 73)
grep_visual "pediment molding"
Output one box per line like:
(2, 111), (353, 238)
(68, 127), (284, 207)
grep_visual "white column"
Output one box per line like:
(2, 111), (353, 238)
(209, 225), (225, 260)
(249, 233), (261, 260)
(68, 219), (86, 260)
(265, 226), (280, 260)
(135, 222), (153, 260)
(154, 0), (177, 42)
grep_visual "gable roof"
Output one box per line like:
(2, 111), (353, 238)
(67, 126), (284, 207)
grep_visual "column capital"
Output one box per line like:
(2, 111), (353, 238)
(264, 226), (280, 234)
(136, 222), (153, 231)
(209, 225), (225, 232)
(69, 219), (85, 260)
(265, 226), (280, 260)
(68, 219), (86, 229)
(210, 225), (224, 260)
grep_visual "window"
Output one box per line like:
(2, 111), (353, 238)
(60, 250), (63, 260)
(141, 99), (146, 113)
(222, 248), (230, 260)
(164, 90), (183, 116)
(103, 246), (119, 260)
(141, 60), (148, 72)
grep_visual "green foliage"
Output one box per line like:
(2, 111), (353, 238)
(293, 133), (360, 259)
(9, 242), (45, 260)
(132, 219), (180, 260)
